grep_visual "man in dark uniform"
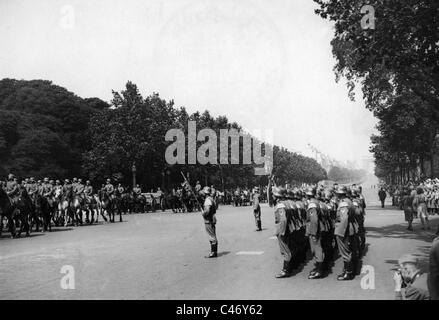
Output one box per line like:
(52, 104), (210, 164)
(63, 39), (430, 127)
(201, 186), (218, 258)
(133, 184), (142, 197)
(293, 188), (309, 266)
(305, 187), (327, 279)
(334, 186), (359, 280)
(378, 187), (387, 208)
(352, 187), (366, 257)
(26, 177), (38, 202)
(104, 179), (115, 198)
(42, 177), (54, 207)
(252, 187), (262, 231)
(84, 180), (94, 223)
(272, 186), (295, 278)
(428, 236), (439, 300)
(285, 189), (304, 271)
(5, 174), (20, 206)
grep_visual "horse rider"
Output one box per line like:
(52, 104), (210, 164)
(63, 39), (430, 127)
(72, 177), (78, 191)
(63, 179), (74, 202)
(84, 180), (93, 201)
(133, 184), (142, 197)
(201, 186), (218, 258)
(42, 177), (54, 206)
(84, 180), (94, 223)
(26, 178), (38, 202)
(5, 173), (20, 206)
(117, 183), (125, 195)
(104, 179), (115, 199)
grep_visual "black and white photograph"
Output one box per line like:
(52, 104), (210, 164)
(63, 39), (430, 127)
(0, 0), (438, 306)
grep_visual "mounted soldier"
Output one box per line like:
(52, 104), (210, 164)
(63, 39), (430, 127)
(84, 180), (95, 224)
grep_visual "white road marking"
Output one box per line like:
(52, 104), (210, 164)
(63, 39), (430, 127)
(269, 236), (277, 240)
(236, 251), (264, 255)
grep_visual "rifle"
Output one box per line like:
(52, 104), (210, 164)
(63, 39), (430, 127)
(180, 171), (201, 209)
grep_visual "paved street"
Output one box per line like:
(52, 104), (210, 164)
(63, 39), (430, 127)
(1, 186), (438, 300)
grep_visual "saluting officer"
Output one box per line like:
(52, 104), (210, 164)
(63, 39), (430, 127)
(252, 186), (262, 231)
(334, 186), (359, 281)
(201, 186), (218, 258)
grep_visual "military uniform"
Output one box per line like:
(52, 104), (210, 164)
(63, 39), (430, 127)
(42, 180), (54, 206)
(334, 187), (359, 280)
(104, 182), (115, 199)
(252, 188), (262, 231)
(305, 189), (328, 279)
(84, 183), (94, 202)
(202, 187), (217, 258)
(6, 177), (20, 205)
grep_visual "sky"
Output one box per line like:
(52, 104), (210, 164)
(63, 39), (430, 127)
(0, 0), (378, 170)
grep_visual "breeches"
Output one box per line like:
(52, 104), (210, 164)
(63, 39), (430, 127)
(277, 234), (291, 262)
(253, 207), (261, 225)
(309, 235), (324, 263)
(336, 235), (353, 263)
(205, 222), (217, 245)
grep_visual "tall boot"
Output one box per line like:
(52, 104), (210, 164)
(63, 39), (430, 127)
(275, 260), (291, 278)
(338, 261), (354, 281)
(208, 243), (217, 258)
(337, 262), (347, 280)
(308, 262), (323, 279)
(257, 220), (262, 231)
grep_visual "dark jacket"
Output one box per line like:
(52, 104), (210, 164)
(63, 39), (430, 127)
(428, 237), (439, 300)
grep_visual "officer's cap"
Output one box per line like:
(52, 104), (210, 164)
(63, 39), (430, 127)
(272, 186), (286, 198)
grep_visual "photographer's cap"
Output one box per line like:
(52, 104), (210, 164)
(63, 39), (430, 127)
(398, 254), (418, 265)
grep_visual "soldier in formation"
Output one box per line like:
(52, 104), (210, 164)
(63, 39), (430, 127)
(271, 184), (366, 281)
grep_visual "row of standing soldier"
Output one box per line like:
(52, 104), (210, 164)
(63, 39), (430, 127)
(269, 185), (366, 280)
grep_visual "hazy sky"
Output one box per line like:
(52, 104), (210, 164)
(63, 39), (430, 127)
(0, 0), (377, 168)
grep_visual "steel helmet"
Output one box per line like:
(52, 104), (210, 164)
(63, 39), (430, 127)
(272, 186), (286, 198)
(336, 186), (348, 195)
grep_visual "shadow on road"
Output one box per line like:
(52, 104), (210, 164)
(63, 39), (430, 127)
(366, 220), (439, 243)
(217, 251), (231, 257)
(367, 205), (402, 211)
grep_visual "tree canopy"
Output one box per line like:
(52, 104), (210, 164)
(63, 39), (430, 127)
(314, 0), (439, 183)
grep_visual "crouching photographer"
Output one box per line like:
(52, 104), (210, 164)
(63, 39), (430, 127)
(393, 254), (430, 300)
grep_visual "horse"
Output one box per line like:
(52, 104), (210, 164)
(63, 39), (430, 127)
(100, 191), (118, 223)
(0, 188), (18, 238)
(13, 188), (32, 237)
(112, 190), (124, 222)
(59, 189), (76, 227)
(93, 193), (107, 222)
(72, 194), (85, 226)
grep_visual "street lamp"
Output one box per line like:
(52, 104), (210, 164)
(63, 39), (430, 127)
(132, 162), (137, 189)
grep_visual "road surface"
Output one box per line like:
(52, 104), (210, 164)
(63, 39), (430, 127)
(1, 185), (437, 300)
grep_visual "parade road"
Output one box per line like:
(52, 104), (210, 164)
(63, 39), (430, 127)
(1, 185), (437, 300)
